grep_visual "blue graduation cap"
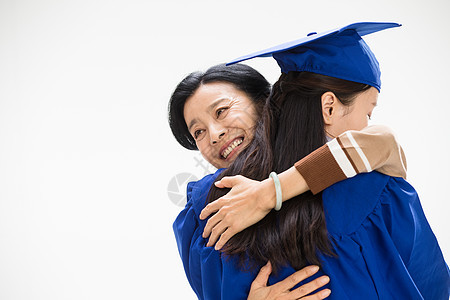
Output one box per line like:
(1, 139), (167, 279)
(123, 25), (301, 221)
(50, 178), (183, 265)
(227, 22), (401, 91)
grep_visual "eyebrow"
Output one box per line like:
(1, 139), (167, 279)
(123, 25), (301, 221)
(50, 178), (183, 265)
(187, 98), (231, 132)
(187, 118), (198, 132)
(207, 97), (230, 112)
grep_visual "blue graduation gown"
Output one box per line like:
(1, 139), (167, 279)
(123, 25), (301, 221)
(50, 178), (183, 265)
(173, 169), (450, 299)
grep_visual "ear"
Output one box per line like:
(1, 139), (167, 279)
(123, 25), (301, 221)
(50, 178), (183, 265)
(321, 92), (338, 125)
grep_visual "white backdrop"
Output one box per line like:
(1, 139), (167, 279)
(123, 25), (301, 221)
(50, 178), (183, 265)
(0, 0), (449, 299)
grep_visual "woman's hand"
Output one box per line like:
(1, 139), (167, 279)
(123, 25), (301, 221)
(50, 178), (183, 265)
(199, 175), (276, 250)
(248, 262), (331, 300)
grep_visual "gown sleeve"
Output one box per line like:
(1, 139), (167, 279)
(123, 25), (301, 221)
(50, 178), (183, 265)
(172, 180), (204, 299)
(321, 173), (449, 299)
(381, 177), (450, 299)
(295, 125), (407, 194)
(172, 170), (226, 300)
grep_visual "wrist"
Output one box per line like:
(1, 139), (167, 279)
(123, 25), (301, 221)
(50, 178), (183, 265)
(278, 166), (309, 201)
(260, 178), (277, 210)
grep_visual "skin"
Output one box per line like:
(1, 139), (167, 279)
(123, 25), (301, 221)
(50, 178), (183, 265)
(183, 82), (259, 169)
(248, 262), (331, 300)
(201, 168), (307, 250)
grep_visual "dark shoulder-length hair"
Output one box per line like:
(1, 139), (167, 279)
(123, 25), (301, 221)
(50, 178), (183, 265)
(168, 63), (271, 150)
(207, 71), (371, 273)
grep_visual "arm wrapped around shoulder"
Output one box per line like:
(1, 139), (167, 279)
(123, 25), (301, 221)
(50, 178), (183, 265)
(295, 124), (407, 194)
(355, 125), (407, 178)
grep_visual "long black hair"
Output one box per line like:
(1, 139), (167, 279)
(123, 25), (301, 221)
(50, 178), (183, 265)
(168, 63), (271, 150)
(207, 71), (371, 273)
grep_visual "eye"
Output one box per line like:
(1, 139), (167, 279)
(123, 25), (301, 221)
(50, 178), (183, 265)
(194, 129), (204, 139)
(216, 107), (229, 118)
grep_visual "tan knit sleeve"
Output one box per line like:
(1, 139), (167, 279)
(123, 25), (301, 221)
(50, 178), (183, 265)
(295, 125), (407, 194)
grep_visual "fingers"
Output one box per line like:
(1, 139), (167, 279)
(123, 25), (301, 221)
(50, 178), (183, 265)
(200, 195), (231, 220)
(276, 265), (320, 291)
(200, 200), (221, 220)
(203, 209), (241, 249)
(214, 226), (238, 250)
(214, 180), (225, 188)
(214, 175), (242, 189)
(201, 175), (247, 220)
(251, 261), (272, 289)
(202, 211), (223, 238)
(206, 219), (228, 247)
(301, 288), (331, 299)
(288, 275), (330, 299)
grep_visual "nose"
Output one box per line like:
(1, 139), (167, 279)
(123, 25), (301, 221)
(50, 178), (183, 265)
(209, 124), (226, 145)
(212, 132), (225, 144)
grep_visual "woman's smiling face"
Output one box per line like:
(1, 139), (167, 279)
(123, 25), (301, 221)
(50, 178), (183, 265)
(183, 82), (259, 169)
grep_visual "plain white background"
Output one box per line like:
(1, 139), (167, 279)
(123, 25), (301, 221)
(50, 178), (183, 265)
(0, 0), (449, 299)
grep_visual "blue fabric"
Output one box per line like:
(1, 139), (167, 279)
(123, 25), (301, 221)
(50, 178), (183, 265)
(227, 22), (401, 91)
(173, 170), (450, 300)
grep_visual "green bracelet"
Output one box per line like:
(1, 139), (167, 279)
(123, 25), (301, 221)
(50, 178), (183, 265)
(269, 172), (282, 211)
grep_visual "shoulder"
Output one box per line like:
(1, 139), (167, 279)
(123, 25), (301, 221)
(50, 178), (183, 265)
(343, 124), (398, 148)
(360, 124), (396, 135)
(186, 168), (225, 216)
(343, 125), (401, 158)
(322, 171), (415, 235)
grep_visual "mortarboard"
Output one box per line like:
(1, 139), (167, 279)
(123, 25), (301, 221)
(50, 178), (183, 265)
(227, 22), (401, 91)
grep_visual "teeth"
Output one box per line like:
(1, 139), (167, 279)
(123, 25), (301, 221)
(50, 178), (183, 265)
(222, 139), (243, 159)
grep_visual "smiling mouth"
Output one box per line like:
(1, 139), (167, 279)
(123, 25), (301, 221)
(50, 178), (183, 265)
(221, 138), (244, 159)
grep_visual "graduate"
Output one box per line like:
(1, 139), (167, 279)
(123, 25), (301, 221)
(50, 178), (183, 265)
(173, 22), (450, 299)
